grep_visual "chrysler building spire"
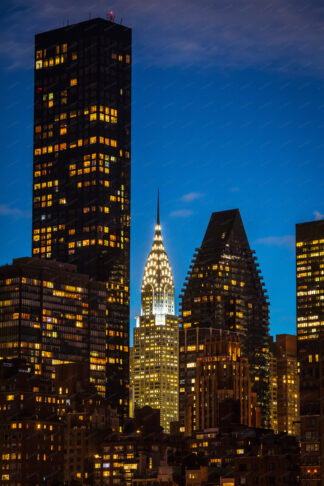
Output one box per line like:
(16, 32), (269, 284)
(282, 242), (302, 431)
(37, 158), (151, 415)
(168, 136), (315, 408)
(133, 195), (179, 432)
(140, 193), (175, 317)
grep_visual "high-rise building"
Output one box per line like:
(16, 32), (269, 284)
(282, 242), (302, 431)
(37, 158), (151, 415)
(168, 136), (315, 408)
(296, 220), (324, 341)
(275, 334), (299, 435)
(180, 209), (270, 428)
(31, 18), (132, 417)
(180, 327), (226, 435)
(296, 220), (324, 485)
(133, 199), (179, 432)
(269, 334), (299, 436)
(193, 331), (261, 432)
(0, 257), (107, 395)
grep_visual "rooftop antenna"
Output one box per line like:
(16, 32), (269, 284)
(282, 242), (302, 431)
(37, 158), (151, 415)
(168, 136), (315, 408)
(157, 189), (160, 226)
(88, 12), (92, 20)
(106, 10), (115, 21)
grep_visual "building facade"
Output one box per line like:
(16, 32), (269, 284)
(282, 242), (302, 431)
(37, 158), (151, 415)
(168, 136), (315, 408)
(194, 332), (260, 432)
(186, 427), (299, 486)
(133, 201), (179, 432)
(0, 360), (64, 486)
(32, 18), (132, 418)
(0, 359), (119, 486)
(129, 346), (134, 417)
(180, 327), (224, 435)
(269, 337), (278, 434)
(296, 220), (324, 485)
(55, 362), (119, 484)
(234, 442), (299, 486)
(93, 407), (183, 486)
(180, 209), (270, 428)
(0, 257), (107, 395)
(275, 334), (299, 435)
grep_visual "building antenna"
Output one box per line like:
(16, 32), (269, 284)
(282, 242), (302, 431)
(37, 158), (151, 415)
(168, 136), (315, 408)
(157, 189), (160, 226)
(106, 11), (115, 22)
(88, 12), (92, 20)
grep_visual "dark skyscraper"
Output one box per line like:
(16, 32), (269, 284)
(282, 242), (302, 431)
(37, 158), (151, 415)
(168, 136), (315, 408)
(296, 220), (324, 485)
(31, 18), (131, 418)
(180, 209), (270, 429)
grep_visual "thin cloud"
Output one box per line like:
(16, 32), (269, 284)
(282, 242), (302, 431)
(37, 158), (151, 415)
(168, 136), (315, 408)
(170, 209), (194, 218)
(314, 210), (324, 221)
(0, 204), (31, 218)
(1, 0), (324, 76)
(181, 192), (203, 203)
(254, 235), (294, 249)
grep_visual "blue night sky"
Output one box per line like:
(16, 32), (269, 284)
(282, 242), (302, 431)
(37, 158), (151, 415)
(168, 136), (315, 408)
(1, 0), (323, 342)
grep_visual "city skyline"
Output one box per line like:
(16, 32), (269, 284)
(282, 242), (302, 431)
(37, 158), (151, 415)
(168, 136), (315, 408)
(0, 7), (323, 485)
(1, 2), (324, 343)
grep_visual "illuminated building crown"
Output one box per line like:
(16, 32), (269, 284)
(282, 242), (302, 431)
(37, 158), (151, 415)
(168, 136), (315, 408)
(141, 193), (175, 317)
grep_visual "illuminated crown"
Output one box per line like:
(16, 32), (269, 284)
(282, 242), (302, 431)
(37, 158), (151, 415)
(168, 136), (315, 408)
(141, 191), (175, 316)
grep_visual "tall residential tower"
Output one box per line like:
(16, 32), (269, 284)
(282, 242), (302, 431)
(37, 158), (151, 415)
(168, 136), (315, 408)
(180, 209), (270, 430)
(133, 198), (179, 432)
(31, 18), (131, 418)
